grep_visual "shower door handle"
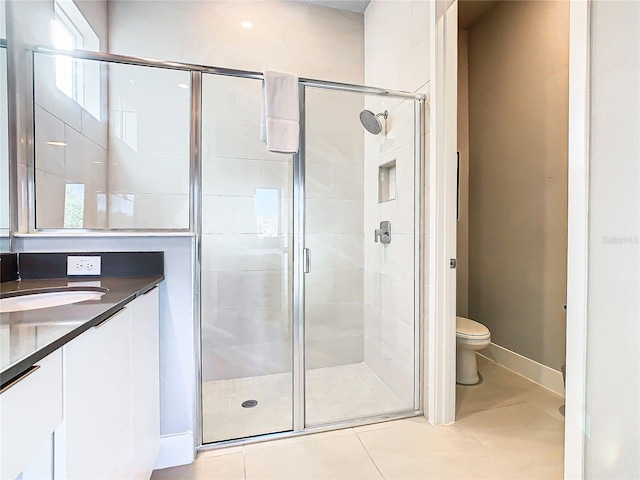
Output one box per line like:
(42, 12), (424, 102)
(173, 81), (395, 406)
(303, 248), (310, 273)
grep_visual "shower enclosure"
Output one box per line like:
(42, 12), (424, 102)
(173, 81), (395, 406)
(199, 75), (423, 444)
(26, 47), (424, 446)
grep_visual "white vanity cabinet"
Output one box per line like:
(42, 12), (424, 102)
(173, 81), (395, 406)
(129, 287), (160, 480)
(55, 287), (160, 480)
(58, 306), (133, 480)
(0, 349), (63, 480)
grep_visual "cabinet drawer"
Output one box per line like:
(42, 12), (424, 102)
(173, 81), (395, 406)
(0, 349), (63, 480)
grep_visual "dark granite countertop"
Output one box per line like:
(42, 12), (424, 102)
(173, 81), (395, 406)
(0, 275), (164, 386)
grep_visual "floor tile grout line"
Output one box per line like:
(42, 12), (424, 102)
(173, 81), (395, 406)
(456, 398), (530, 418)
(353, 427), (387, 480)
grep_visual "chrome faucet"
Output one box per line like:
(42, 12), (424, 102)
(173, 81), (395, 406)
(374, 221), (391, 244)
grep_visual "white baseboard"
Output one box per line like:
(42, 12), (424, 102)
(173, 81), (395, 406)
(478, 343), (565, 397)
(155, 432), (196, 470)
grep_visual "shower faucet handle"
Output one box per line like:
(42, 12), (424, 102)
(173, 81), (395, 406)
(374, 221), (391, 244)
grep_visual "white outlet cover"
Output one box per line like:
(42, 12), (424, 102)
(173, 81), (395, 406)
(67, 256), (102, 276)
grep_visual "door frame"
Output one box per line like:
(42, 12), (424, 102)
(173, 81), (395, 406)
(564, 1), (591, 477)
(427, 0), (458, 426)
(430, 0), (592, 475)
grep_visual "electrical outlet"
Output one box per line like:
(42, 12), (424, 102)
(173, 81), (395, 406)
(67, 256), (102, 276)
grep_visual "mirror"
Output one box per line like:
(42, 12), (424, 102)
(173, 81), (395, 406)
(4, 0), (191, 232)
(0, 0), (9, 251)
(33, 53), (191, 230)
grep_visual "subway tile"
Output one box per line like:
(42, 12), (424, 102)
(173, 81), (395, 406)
(202, 196), (260, 234)
(305, 269), (364, 305)
(201, 234), (291, 272)
(64, 125), (108, 190)
(34, 55), (83, 132)
(204, 342), (292, 381)
(305, 234), (364, 270)
(215, 270), (288, 309)
(109, 149), (189, 196)
(107, 194), (135, 229)
(34, 106), (66, 178)
(306, 125), (363, 167)
(259, 161), (293, 198)
(80, 107), (108, 150)
(305, 303), (364, 341)
(202, 157), (261, 196)
(201, 304), (291, 349)
(306, 335), (365, 370)
(128, 193), (189, 229)
(207, 119), (286, 162)
(306, 199), (364, 234)
(34, 169), (65, 229)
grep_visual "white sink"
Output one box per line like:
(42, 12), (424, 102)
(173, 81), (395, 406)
(0, 289), (107, 313)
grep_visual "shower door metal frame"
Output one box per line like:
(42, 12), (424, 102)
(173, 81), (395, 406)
(291, 83), (426, 436)
(198, 81), (425, 448)
(13, 45), (426, 450)
(292, 84), (306, 432)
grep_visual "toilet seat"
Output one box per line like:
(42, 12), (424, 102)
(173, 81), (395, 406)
(456, 316), (490, 340)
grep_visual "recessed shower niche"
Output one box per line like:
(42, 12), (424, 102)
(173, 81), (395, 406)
(378, 160), (397, 203)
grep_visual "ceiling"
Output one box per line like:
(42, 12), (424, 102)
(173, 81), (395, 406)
(297, 0), (371, 14)
(458, 0), (498, 29)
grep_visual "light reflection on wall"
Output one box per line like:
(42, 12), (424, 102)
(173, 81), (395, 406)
(109, 193), (135, 218)
(114, 96), (138, 152)
(255, 188), (279, 238)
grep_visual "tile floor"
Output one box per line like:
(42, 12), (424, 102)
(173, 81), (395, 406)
(203, 363), (407, 443)
(154, 356), (565, 479)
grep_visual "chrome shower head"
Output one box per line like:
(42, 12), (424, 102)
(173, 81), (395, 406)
(359, 109), (388, 135)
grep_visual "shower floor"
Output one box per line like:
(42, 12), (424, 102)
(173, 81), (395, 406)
(202, 362), (407, 443)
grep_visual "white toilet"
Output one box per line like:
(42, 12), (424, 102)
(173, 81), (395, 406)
(456, 316), (491, 385)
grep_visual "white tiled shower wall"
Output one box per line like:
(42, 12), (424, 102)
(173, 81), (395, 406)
(107, 1), (365, 380)
(201, 75), (296, 381)
(304, 87), (365, 373)
(363, 0), (430, 403)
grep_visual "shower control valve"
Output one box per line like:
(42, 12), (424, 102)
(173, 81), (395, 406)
(374, 221), (392, 244)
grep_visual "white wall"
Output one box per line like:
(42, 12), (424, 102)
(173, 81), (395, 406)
(584, 1), (639, 477)
(107, 0), (363, 84)
(456, 29), (469, 317)
(364, 0), (429, 404)
(465, 0), (569, 371)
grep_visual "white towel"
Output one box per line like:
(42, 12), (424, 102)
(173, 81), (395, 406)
(261, 70), (300, 153)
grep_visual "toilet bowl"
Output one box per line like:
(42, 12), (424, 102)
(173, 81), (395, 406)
(456, 316), (491, 385)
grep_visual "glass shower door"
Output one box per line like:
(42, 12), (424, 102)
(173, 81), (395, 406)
(303, 87), (419, 426)
(200, 74), (294, 443)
